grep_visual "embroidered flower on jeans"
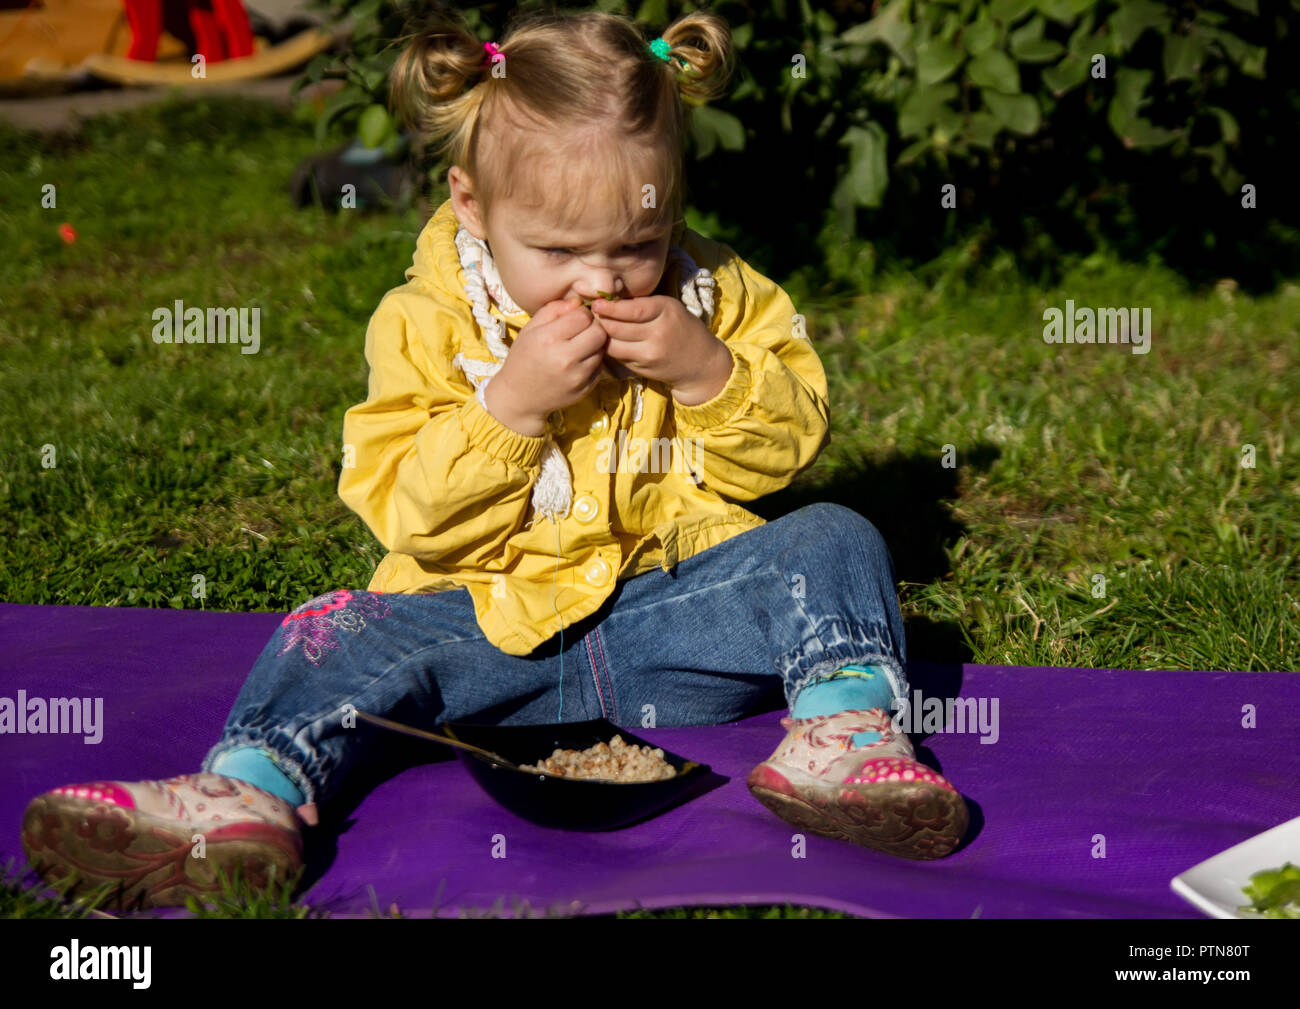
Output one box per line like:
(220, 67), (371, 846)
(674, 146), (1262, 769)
(276, 590), (391, 666)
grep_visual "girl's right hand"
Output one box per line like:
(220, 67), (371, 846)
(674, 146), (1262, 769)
(487, 297), (608, 433)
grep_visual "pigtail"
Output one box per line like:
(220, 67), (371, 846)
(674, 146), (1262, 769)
(389, 9), (489, 158)
(659, 11), (734, 105)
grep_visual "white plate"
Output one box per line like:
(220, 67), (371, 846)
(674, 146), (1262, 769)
(1171, 814), (1300, 919)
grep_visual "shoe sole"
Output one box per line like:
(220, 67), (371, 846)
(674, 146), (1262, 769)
(748, 765), (968, 860)
(21, 791), (304, 910)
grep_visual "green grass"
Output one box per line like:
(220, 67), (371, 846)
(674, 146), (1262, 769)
(1, 94), (1297, 917)
(0, 859), (118, 919)
(770, 245), (1300, 671)
(0, 857), (852, 918)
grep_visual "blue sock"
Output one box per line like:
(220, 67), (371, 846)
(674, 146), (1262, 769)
(791, 665), (897, 746)
(210, 747), (305, 806)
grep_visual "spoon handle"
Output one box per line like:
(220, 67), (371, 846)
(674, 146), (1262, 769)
(353, 710), (523, 772)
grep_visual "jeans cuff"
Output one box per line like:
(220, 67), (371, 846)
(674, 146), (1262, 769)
(201, 735), (318, 807)
(786, 653), (907, 714)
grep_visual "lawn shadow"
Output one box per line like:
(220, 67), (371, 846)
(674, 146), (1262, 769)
(748, 443), (1002, 664)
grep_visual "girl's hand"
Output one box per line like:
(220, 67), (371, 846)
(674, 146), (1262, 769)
(486, 297), (608, 435)
(592, 296), (733, 405)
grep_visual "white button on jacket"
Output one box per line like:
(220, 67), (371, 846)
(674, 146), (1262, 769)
(572, 494), (599, 524)
(584, 556), (612, 586)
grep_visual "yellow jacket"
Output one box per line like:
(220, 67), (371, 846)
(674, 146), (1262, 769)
(338, 199), (830, 656)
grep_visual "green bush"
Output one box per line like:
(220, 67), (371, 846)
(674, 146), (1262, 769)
(831, 0), (1273, 205)
(296, 0), (1300, 288)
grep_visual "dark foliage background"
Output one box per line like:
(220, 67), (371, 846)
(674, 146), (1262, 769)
(299, 0), (1300, 291)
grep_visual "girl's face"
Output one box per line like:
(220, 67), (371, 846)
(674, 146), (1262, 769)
(449, 164), (672, 317)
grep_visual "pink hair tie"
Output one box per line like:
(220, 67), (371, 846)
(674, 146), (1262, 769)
(483, 41), (504, 67)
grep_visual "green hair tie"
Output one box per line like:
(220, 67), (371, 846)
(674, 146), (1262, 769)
(649, 37), (672, 63)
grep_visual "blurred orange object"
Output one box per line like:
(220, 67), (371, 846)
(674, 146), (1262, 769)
(1, 0), (334, 89)
(0, 0), (183, 84)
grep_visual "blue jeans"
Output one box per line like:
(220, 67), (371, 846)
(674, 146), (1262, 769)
(200, 503), (908, 812)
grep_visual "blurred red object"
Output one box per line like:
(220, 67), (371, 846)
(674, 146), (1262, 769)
(122, 0), (255, 63)
(59, 222), (77, 244)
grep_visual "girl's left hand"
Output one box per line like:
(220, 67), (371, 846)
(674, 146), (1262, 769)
(591, 296), (733, 404)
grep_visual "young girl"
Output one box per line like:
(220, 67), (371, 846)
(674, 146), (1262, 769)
(21, 8), (969, 909)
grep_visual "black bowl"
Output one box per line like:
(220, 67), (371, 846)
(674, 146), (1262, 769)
(437, 718), (711, 831)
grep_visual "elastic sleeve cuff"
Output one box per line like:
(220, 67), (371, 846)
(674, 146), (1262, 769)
(673, 345), (753, 432)
(457, 393), (547, 469)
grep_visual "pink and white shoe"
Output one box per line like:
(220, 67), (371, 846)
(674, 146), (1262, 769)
(747, 709), (968, 860)
(20, 773), (306, 909)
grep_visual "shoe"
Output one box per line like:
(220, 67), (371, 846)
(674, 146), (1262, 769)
(20, 772), (305, 910)
(747, 708), (968, 859)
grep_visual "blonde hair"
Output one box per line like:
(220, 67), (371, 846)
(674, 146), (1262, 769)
(389, 6), (734, 238)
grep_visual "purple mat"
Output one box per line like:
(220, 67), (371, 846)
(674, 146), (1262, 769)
(3, 601), (1297, 918)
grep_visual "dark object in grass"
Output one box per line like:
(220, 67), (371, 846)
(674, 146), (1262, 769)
(288, 135), (417, 213)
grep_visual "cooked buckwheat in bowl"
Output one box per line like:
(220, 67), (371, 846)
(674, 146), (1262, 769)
(437, 717), (708, 830)
(519, 735), (677, 783)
